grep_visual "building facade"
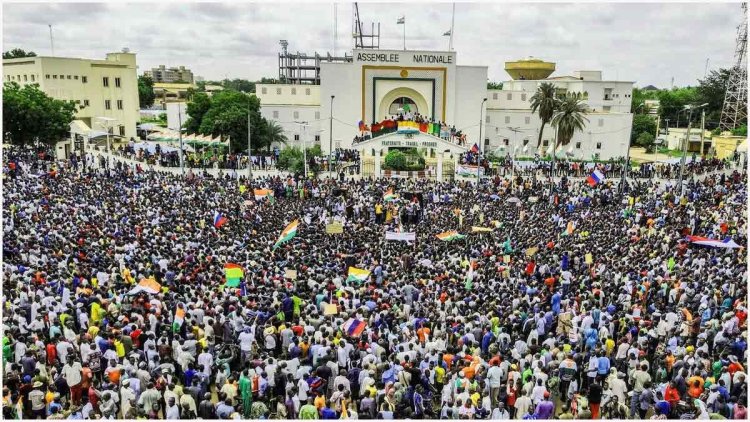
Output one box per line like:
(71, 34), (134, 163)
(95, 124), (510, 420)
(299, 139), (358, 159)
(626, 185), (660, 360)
(256, 49), (634, 161)
(144, 65), (194, 84)
(3, 51), (140, 141)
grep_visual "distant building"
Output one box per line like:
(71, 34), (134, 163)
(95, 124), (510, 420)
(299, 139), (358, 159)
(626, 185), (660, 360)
(145, 65), (194, 84)
(153, 82), (195, 108)
(3, 50), (140, 146)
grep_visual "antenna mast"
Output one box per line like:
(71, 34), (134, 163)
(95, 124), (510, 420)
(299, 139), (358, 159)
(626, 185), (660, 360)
(719, 3), (748, 131)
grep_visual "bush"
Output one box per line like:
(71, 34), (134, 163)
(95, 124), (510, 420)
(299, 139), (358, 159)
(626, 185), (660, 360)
(383, 150), (407, 170)
(731, 125), (747, 137)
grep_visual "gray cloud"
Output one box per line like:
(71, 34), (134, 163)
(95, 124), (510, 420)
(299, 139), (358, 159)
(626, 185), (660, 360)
(3, 2), (740, 88)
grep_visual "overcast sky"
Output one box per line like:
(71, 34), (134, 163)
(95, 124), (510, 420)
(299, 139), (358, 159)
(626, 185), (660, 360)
(2, 1), (743, 88)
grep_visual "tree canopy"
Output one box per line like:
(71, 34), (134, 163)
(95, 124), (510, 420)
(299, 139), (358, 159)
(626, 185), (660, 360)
(138, 75), (155, 108)
(3, 48), (36, 59)
(3, 82), (77, 146)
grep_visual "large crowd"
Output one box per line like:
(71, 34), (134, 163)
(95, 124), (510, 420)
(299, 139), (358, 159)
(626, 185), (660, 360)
(2, 146), (747, 420)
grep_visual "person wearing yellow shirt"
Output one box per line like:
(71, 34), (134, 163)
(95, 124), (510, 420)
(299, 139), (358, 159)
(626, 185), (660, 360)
(605, 337), (615, 357)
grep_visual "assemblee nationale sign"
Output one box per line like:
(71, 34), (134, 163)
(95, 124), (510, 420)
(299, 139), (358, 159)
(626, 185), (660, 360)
(356, 52), (453, 64)
(382, 140), (438, 148)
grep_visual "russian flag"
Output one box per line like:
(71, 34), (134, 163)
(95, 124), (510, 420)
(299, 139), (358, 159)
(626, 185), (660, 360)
(213, 211), (228, 228)
(470, 143), (479, 153)
(343, 318), (367, 337)
(587, 169), (605, 187)
(686, 235), (741, 249)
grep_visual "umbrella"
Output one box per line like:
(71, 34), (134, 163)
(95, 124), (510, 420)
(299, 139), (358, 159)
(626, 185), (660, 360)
(489, 194), (501, 201)
(507, 197), (521, 204)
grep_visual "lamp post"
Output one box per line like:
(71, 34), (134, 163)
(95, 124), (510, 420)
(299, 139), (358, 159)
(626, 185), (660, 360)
(178, 105), (184, 176)
(477, 98), (487, 180)
(295, 121), (309, 177)
(677, 103), (708, 196)
(247, 99), (253, 181)
(329, 95), (335, 176)
(508, 126), (522, 190)
(96, 117), (117, 171)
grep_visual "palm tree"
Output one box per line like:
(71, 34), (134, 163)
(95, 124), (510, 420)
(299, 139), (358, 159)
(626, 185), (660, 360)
(550, 94), (589, 179)
(530, 82), (559, 148)
(262, 120), (288, 151)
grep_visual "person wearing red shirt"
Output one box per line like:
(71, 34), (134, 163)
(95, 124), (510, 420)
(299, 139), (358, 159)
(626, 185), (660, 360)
(664, 380), (680, 409)
(46, 341), (57, 365)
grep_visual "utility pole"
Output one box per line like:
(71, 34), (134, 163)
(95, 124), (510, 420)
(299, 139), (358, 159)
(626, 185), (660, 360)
(678, 103), (708, 196)
(49, 25), (54, 56)
(654, 117), (660, 162)
(477, 98), (487, 180)
(247, 110), (252, 180)
(329, 95), (335, 176)
(178, 107), (184, 176)
(699, 109), (705, 158)
(508, 126), (522, 190)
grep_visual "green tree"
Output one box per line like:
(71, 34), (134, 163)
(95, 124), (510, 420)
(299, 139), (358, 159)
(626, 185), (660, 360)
(276, 145), (321, 174)
(197, 90), (264, 153)
(138, 75), (155, 108)
(383, 150), (407, 170)
(530, 82), (559, 148)
(551, 94), (589, 147)
(631, 114), (657, 144)
(731, 124), (747, 136)
(184, 92), (212, 134)
(658, 87), (698, 126)
(3, 82), (77, 146)
(635, 132), (655, 152)
(222, 78), (256, 93)
(260, 120), (288, 151)
(3, 48), (36, 59)
(487, 81), (503, 90)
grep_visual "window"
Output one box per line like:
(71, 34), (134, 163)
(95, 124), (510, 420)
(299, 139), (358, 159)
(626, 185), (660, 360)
(115, 77), (121, 87)
(30, 75), (35, 82)
(492, 93), (498, 100)
(119, 126), (125, 136)
(543, 140), (549, 147)
(504, 116), (510, 124)
(314, 135), (320, 142)
(507, 93), (512, 100)
(485, 138), (490, 147)
(23, 75), (28, 81)
(117, 100), (123, 110)
(305, 88), (311, 95)
(74, 75), (78, 80)
(46, 74), (50, 79)
(525, 116), (530, 124)
(576, 142), (581, 149)
(82, 76), (87, 83)
(83, 100), (90, 107)
(53, 75), (58, 79)
(59, 75), (64, 79)
(276, 88), (282, 95)
(103, 77), (109, 87)
(603, 106), (611, 112)
(105, 100), (111, 110)
(67, 75), (71, 79)
(523, 139), (529, 146)
(291, 88), (296, 95)
(598, 118), (604, 127)
(272, 111), (279, 118)
(261, 87), (267, 94)
(495, 127), (498, 133)
(596, 142), (602, 150)
(503, 139), (509, 146)
(485, 115), (490, 123)
(521, 93), (527, 101)
(315, 112), (320, 120)
(294, 134), (300, 141)
(293, 111), (299, 119)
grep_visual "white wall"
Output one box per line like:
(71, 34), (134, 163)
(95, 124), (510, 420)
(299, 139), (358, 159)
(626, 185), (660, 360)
(453, 65), (488, 149)
(166, 102), (188, 131)
(320, 62), (360, 153)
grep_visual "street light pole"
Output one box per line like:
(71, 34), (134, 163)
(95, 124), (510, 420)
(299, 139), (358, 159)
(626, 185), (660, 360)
(329, 95), (335, 176)
(247, 105), (252, 180)
(477, 98), (487, 180)
(178, 106), (184, 176)
(677, 103), (708, 196)
(508, 126), (522, 190)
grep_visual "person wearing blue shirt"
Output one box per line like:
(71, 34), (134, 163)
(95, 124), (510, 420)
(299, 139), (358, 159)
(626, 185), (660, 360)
(481, 330), (494, 355)
(597, 355), (610, 379)
(551, 291), (561, 315)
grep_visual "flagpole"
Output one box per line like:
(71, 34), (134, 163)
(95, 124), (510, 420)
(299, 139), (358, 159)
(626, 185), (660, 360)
(449, 3), (455, 51)
(403, 17), (406, 50)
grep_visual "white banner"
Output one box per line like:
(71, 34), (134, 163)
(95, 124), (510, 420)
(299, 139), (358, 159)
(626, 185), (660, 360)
(385, 231), (416, 241)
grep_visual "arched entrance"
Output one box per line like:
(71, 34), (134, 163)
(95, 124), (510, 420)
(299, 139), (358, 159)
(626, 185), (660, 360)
(388, 97), (418, 115)
(377, 87), (430, 121)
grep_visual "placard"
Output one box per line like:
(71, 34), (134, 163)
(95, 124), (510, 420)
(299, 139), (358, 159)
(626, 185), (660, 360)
(385, 231), (416, 241)
(585, 253), (593, 264)
(284, 269), (298, 280)
(324, 304), (338, 316)
(525, 247), (539, 257)
(503, 255), (511, 263)
(325, 222), (344, 234)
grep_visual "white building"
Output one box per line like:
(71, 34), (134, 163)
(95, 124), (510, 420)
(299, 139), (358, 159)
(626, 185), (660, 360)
(256, 49), (634, 177)
(3, 50), (140, 146)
